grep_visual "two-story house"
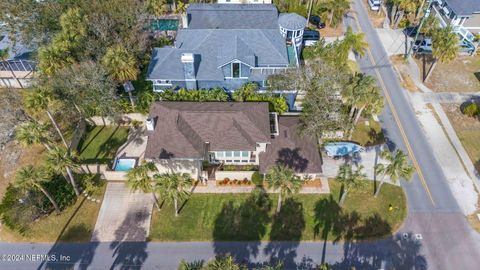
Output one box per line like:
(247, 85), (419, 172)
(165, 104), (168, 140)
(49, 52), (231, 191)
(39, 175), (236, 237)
(144, 102), (322, 180)
(146, 4), (307, 109)
(432, 0), (480, 52)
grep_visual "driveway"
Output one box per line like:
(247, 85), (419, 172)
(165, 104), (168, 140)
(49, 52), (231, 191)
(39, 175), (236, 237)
(91, 183), (153, 242)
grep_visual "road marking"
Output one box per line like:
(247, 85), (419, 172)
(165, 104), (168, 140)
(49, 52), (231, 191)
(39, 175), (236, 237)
(350, 5), (436, 206)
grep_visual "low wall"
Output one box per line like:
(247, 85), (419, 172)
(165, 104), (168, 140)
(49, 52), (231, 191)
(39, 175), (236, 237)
(215, 171), (254, 181)
(90, 113), (146, 126)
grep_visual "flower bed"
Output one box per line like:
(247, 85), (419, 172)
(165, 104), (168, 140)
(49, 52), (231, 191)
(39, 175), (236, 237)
(216, 178), (254, 186)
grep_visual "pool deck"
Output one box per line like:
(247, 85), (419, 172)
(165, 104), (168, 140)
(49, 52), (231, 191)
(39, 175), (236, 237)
(115, 126), (148, 161)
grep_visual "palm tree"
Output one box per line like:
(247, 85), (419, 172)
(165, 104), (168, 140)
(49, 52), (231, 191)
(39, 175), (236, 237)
(155, 172), (192, 217)
(46, 146), (81, 196)
(126, 161), (160, 210)
(319, 0), (351, 28)
(205, 255), (241, 270)
(335, 164), (366, 207)
(374, 149), (415, 197)
(101, 45), (138, 107)
(391, 0), (418, 29)
(343, 73), (384, 139)
(15, 165), (61, 214)
(23, 88), (69, 148)
(177, 259), (204, 270)
(424, 26), (459, 82)
(265, 163), (302, 213)
(338, 26), (368, 61)
(0, 47), (23, 88)
(15, 121), (52, 151)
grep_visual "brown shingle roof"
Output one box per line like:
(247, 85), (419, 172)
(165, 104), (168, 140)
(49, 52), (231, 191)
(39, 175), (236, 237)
(145, 102), (271, 159)
(259, 116), (322, 174)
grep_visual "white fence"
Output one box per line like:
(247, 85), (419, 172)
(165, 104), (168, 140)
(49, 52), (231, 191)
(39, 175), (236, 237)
(214, 171), (255, 181)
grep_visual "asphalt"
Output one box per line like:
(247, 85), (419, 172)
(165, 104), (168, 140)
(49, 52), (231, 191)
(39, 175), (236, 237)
(1, 1), (480, 269)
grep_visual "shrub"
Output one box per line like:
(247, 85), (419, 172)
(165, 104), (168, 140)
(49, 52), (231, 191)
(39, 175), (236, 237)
(251, 171), (264, 186)
(462, 103), (479, 117)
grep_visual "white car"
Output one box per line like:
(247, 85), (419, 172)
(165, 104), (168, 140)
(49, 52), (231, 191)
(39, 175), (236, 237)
(368, 0), (381, 11)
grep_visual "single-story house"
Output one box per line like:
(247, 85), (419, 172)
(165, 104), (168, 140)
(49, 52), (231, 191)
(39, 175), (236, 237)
(143, 102), (322, 180)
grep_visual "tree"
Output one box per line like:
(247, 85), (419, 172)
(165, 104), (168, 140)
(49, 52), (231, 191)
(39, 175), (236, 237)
(204, 255), (242, 270)
(335, 164), (366, 207)
(343, 73), (384, 138)
(374, 149), (414, 197)
(338, 26), (368, 60)
(46, 146), (81, 196)
(389, 0), (418, 29)
(146, 0), (169, 17)
(23, 88), (69, 148)
(265, 163), (302, 213)
(177, 259), (204, 270)
(318, 0), (350, 28)
(126, 161), (161, 210)
(15, 121), (52, 151)
(15, 165), (61, 214)
(102, 44), (138, 107)
(155, 173), (192, 217)
(0, 47), (23, 88)
(424, 26), (458, 82)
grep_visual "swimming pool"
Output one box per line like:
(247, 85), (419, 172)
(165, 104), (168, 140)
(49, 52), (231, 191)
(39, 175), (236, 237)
(114, 158), (136, 171)
(149, 19), (179, 31)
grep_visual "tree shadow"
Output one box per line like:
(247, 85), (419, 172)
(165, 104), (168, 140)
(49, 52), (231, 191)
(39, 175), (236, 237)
(212, 187), (272, 261)
(108, 209), (149, 269)
(276, 147), (309, 173)
(313, 195), (343, 264)
(77, 125), (105, 155)
(264, 198), (305, 268)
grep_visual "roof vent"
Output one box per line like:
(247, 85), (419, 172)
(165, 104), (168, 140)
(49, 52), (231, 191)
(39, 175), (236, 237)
(146, 118), (155, 131)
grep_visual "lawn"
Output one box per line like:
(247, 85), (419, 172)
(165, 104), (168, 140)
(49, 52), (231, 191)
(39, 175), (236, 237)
(77, 125), (129, 163)
(149, 180), (406, 242)
(414, 55), (480, 92)
(1, 182), (106, 243)
(351, 118), (385, 146)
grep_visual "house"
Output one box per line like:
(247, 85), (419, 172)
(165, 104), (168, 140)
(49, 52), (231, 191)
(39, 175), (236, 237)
(432, 0), (480, 52)
(143, 102), (322, 181)
(146, 4), (307, 108)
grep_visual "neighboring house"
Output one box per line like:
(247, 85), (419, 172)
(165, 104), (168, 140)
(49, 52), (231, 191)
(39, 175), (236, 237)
(218, 0), (272, 4)
(0, 60), (36, 88)
(432, 0), (480, 52)
(143, 102), (322, 180)
(146, 4), (307, 109)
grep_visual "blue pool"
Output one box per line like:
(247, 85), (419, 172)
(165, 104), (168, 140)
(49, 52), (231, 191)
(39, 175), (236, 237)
(114, 158), (136, 171)
(324, 142), (364, 157)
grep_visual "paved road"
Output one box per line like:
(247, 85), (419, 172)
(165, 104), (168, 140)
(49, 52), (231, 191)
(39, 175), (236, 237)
(1, 1), (480, 269)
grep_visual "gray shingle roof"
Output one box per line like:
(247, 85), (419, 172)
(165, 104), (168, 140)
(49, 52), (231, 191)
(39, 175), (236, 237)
(446, 0), (480, 16)
(145, 102), (271, 159)
(278, 13), (307, 30)
(187, 4), (279, 29)
(259, 116), (322, 174)
(147, 29), (289, 81)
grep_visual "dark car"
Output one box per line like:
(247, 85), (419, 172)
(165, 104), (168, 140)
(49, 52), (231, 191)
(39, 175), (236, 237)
(303, 30), (320, 46)
(309, 16), (326, 29)
(404, 26), (424, 37)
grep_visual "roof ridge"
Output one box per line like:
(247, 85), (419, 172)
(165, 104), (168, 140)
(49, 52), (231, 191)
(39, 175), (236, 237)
(260, 29), (288, 63)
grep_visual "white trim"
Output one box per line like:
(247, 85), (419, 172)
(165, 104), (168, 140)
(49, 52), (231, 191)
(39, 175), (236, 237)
(217, 58), (254, 69)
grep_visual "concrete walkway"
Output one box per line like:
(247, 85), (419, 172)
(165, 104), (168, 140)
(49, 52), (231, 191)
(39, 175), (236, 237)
(420, 92), (480, 104)
(92, 183), (153, 242)
(115, 126), (148, 160)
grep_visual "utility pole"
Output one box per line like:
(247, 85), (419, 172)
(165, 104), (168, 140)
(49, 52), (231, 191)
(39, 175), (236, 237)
(306, 0), (313, 27)
(405, 0), (433, 58)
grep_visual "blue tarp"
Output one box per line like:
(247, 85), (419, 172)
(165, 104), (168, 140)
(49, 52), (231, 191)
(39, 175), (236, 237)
(324, 142), (364, 157)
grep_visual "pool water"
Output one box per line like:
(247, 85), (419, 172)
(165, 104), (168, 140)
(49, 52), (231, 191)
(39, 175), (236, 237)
(149, 19), (179, 31)
(114, 159), (136, 171)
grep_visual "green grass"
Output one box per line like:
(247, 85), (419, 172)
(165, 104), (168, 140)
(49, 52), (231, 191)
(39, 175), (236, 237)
(149, 180), (406, 242)
(77, 125), (129, 163)
(2, 182), (106, 243)
(351, 119), (385, 146)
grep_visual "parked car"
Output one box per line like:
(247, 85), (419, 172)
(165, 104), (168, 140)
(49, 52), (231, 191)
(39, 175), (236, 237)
(309, 16), (325, 29)
(368, 0), (381, 11)
(459, 41), (475, 55)
(303, 30), (320, 46)
(412, 38), (432, 53)
(404, 26), (419, 37)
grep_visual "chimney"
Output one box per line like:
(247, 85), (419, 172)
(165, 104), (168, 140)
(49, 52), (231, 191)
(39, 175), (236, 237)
(146, 118), (155, 131)
(181, 53), (197, 90)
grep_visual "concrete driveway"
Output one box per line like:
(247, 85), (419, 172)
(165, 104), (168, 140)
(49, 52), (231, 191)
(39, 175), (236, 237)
(91, 183), (153, 242)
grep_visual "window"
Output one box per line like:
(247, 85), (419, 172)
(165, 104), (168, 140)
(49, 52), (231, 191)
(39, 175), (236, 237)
(216, 152), (224, 158)
(226, 151), (233, 157)
(233, 151), (241, 157)
(232, 63), (240, 78)
(241, 151), (249, 157)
